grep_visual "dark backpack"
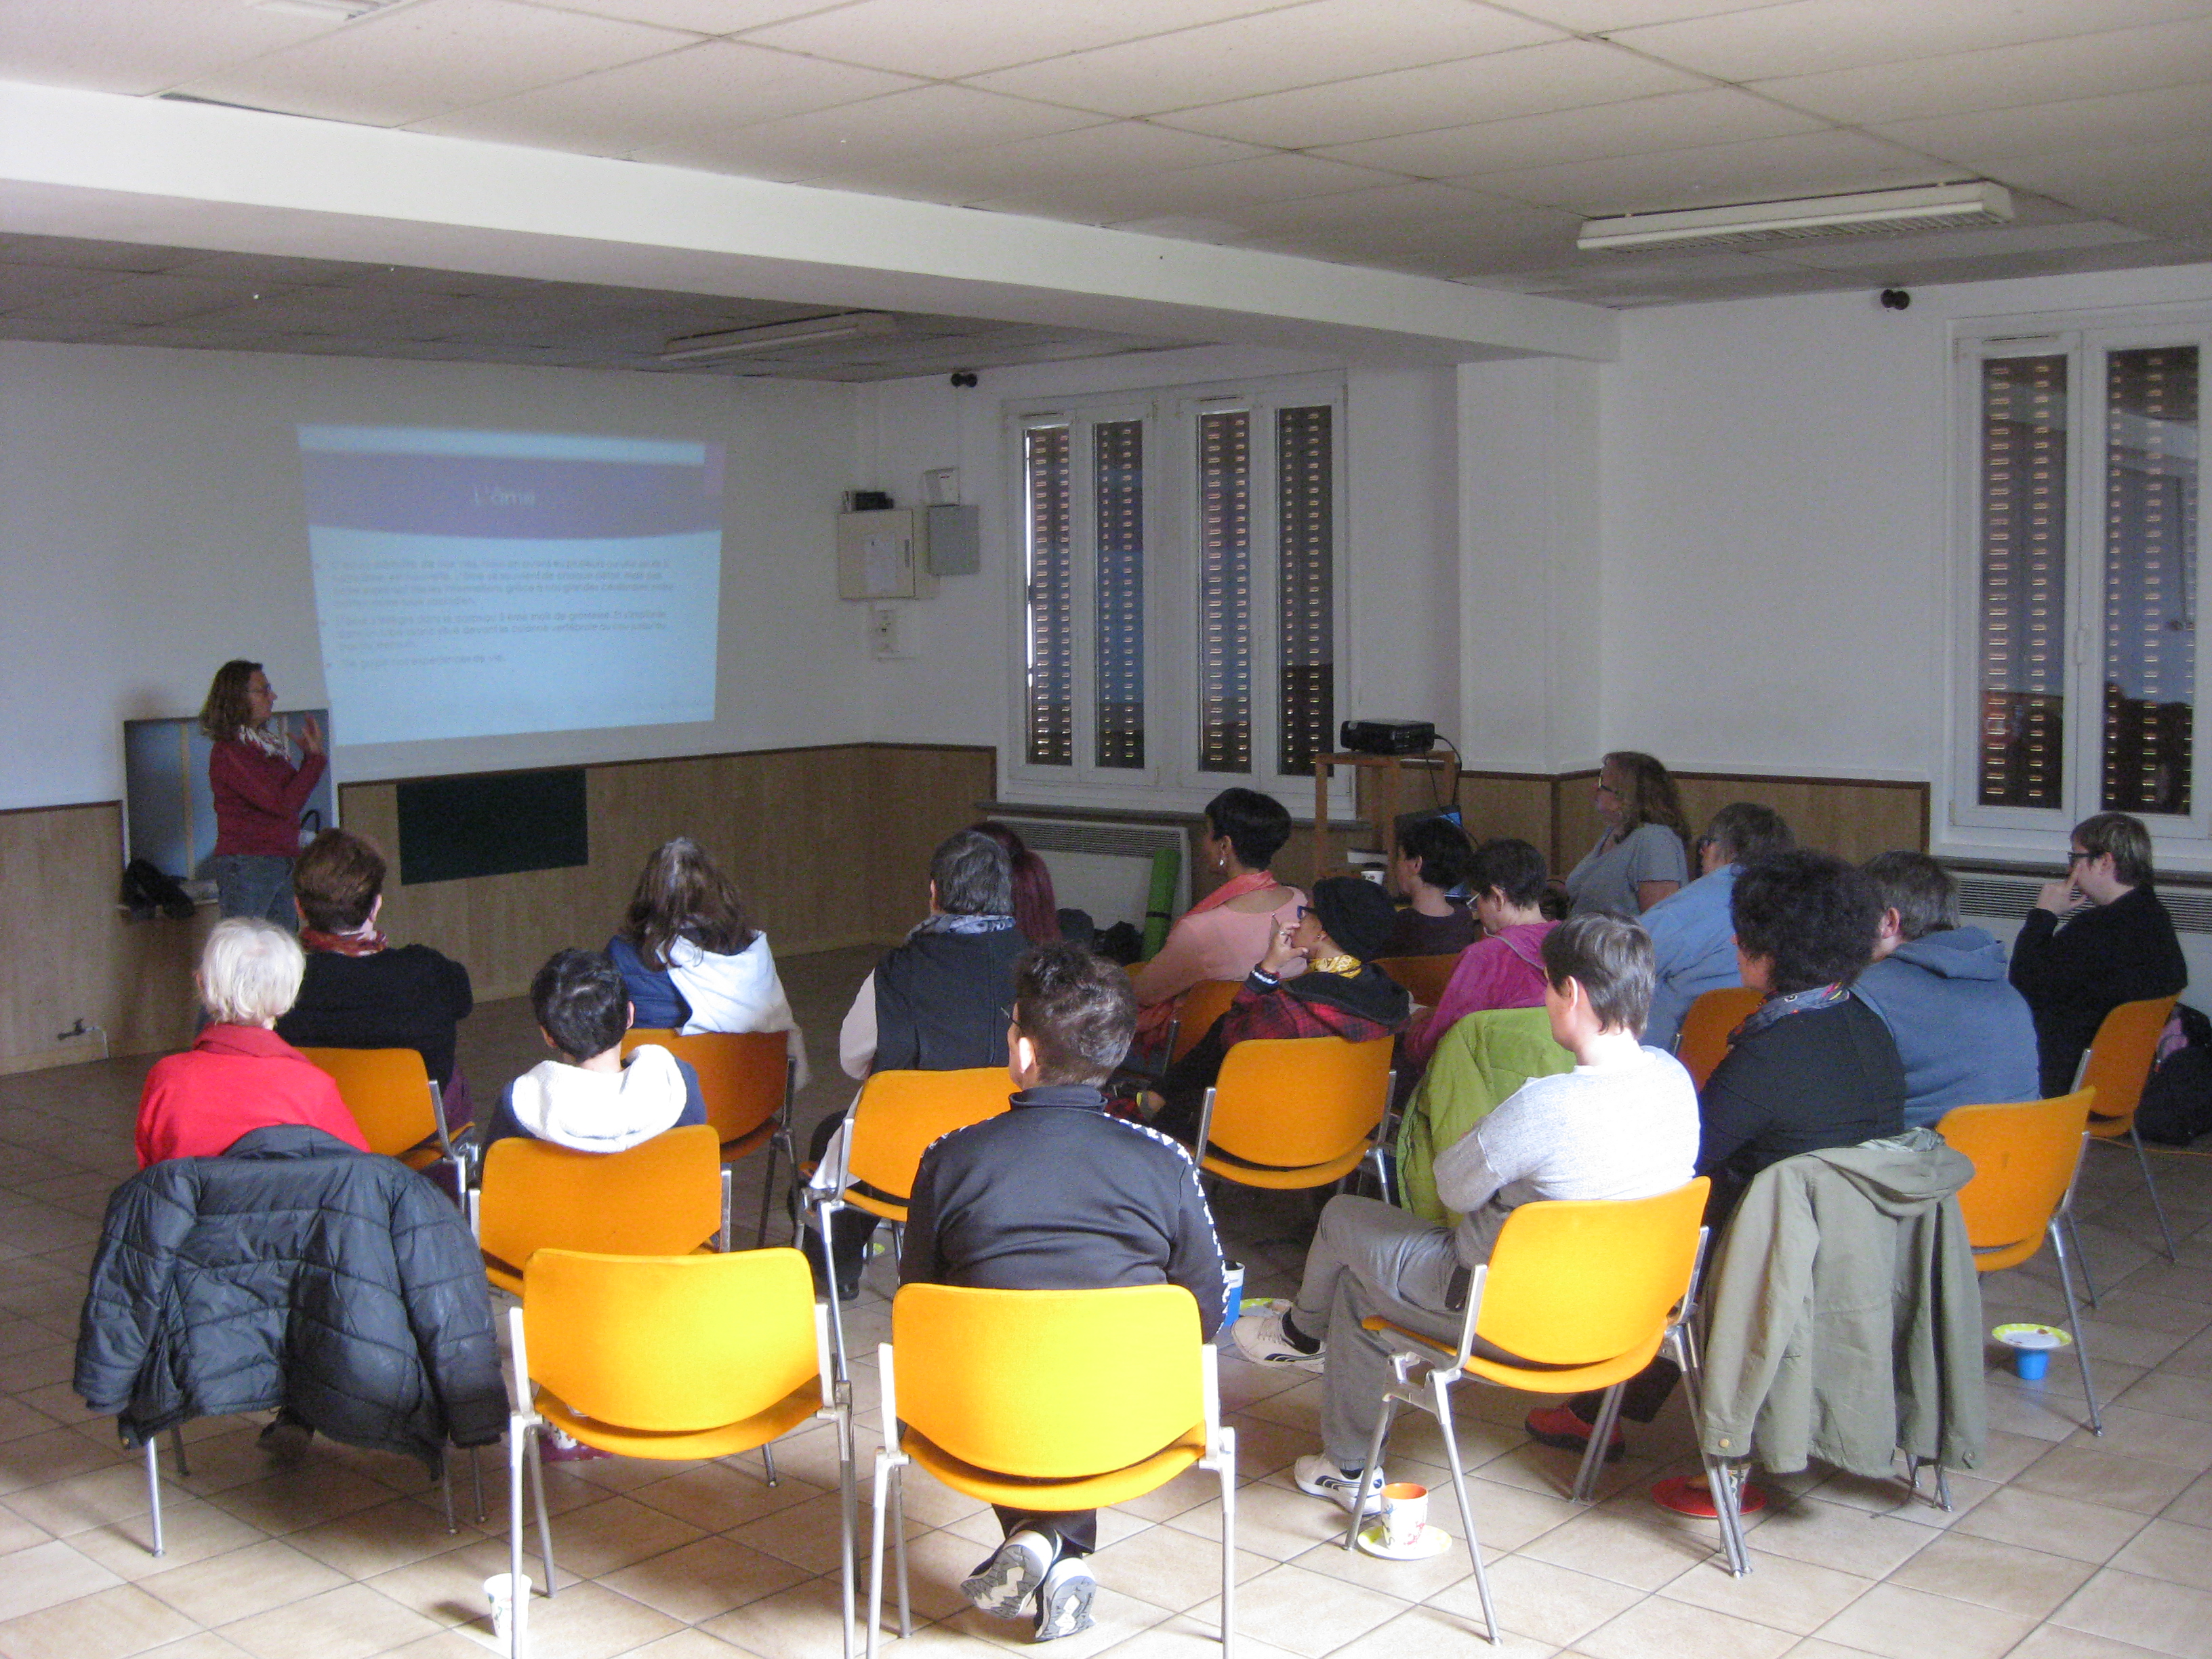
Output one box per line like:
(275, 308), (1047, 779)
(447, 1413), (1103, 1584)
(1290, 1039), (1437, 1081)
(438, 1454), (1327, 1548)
(119, 858), (197, 922)
(2137, 1002), (2212, 1146)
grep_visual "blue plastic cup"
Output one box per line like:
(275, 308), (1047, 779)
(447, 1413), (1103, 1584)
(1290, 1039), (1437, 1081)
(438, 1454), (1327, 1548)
(2014, 1347), (2050, 1381)
(1222, 1263), (1246, 1325)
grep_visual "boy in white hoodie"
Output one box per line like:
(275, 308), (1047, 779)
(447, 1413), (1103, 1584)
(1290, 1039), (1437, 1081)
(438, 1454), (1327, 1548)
(483, 949), (707, 1156)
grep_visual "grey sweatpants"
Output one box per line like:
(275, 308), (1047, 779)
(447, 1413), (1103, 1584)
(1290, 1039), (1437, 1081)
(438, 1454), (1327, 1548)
(1290, 1195), (1466, 1470)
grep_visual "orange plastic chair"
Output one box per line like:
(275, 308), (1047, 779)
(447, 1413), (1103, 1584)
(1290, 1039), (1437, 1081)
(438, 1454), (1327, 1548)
(1674, 987), (1765, 1090)
(298, 1046), (457, 1180)
(866, 1284), (1235, 1658)
(1348, 1178), (1727, 1624)
(507, 1248), (853, 1659)
(1167, 978), (1244, 1065)
(1193, 1035), (1395, 1193)
(1938, 1090), (2100, 1432)
(621, 1029), (794, 1246)
(1374, 953), (1458, 1009)
(810, 1067), (1012, 1379)
(473, 1122), (729, 1296)
(2074, 996), (2182, 1263)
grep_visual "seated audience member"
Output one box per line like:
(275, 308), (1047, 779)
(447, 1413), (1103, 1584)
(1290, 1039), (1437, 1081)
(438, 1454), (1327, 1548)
(137, 918), (369, 1168)
(1525, 849), (1906, 1462)
(2010, 811), (2190, 1096)
(1641, 803), (1795, 1050)
(1130, 788), (1304, 1050)
(1381, 814), (1479, 958)
(1150, 877), (1410, 1145)
(607, 836), (809, 1088)
(970, 821), (1095, 949)
(1856, 852), (2040, 1126)
(903, 944), (1223, 1641)
(1231, 915), (1698, 1509)
(811, 829), (1027, 1298)
(1563, 751), (1690, 919)
(275, 829), (474, 1113)
(1402, 838), (1556, 1071)
(480, 948), (704, 1155)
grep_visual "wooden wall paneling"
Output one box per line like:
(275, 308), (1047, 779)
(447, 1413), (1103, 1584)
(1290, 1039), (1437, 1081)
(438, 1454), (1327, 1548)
(1451, 773), (1556, 862)
(867, 746), (998, 941)
(1552, 770), (1603, 878)
(1668, 775), (1927, 864)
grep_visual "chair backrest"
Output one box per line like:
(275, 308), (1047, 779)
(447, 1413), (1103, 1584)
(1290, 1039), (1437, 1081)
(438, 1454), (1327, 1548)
(479, 1123), (722, 1271)
(1170, 979), (1244, 1063)
(891, 1283), (1201, 1478)
(523, 1247), (818, 1433)
(2078, 996), (2179, 1126)
(1675, 987), (1765, 1090)
(1206, 1036), (1393, 1168)
(1475, 1178), (1711, 1366)
(1374, 954), (1458, 1008)
(621, 1029), (786, 1145)
(843, 1068), (1012, 1205)
(298, 1046), (436, 1158)
(1938, 1090), (2095, 1256)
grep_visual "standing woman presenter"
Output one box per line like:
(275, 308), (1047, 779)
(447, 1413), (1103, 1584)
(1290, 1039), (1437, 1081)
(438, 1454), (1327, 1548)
(200, 660), (325, 928)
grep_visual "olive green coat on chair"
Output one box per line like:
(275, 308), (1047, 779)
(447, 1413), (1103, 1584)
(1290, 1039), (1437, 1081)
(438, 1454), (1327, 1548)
(1396, 1006), (1573, 1223)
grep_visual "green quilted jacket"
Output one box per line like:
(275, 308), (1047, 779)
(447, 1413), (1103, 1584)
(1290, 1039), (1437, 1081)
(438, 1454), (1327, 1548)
(1396, 1006), (1572, 1223)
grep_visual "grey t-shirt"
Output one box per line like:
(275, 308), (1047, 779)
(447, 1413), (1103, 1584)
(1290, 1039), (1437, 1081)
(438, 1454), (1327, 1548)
(1565, 822), (1689, 919)
(1434, 1044), (1702, 1266)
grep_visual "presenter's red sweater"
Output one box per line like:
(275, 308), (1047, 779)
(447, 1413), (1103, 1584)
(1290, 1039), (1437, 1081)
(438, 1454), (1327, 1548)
(136, 1025), (369, 1168)
(209, 737), (327, 858)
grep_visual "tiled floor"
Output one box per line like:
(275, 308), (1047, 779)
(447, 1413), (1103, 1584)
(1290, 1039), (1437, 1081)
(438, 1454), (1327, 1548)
(7, 946), (2212, 1658)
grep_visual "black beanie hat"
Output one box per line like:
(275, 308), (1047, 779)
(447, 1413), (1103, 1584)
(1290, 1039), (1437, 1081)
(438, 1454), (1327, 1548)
(1309, 876), (1396, 963)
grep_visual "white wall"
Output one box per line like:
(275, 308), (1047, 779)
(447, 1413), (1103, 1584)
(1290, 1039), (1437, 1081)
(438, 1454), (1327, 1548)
(851, 346), (1464, 810)
(0, 342), (865, 811)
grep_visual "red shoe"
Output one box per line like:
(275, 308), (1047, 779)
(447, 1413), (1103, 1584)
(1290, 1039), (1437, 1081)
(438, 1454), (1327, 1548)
(1651, 1474), (1765, 1517)
(1524, 1405), (1625, 1463)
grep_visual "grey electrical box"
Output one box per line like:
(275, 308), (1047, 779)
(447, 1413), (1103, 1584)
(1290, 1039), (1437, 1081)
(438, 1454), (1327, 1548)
(923, 504), (981, 576)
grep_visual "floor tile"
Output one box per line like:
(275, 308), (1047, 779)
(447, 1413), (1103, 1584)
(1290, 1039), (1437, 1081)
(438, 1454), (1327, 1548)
(1809, 1579), (2034, 1659)
(2013, 1443), (2200, 1517)
(2108, 1517), (2212, 1593)
(1215, 1561), (1407, 1658)
(1577, 1593), (1797, 1659)
(218, 1582), (444, 1659)
(1883, 1530), (2095, 1620)
(0, 1536), (128, 1621)
(138, 1539), (351, 1626)
(2052, 1567), (2212, 1658)
(1437, 1555), (1640, 1649)
(1657, 1548), (1872, 1636)
(0, 1580), (200, 1659)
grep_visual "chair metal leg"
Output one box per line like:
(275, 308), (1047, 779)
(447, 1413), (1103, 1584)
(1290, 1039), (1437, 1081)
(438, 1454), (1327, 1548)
(762, 1443), (779, 1487)
(2049, 1218), (2105, 1435)
(818, 1195), (852, 1389)
(438, 1454), (456, 1535)
(1430, 1371), (1497, 1644)
(719, 1166), (734, 1252)
(865, 1452), (892, 1659)
(1343, 1395), (1399, 1551)
(836, 1415), (858, 1659)
(755, 1138), (780, 1250)
(2130, 1122), (2180, 1263)
(144, 1438), (165, 1557)
(1572, 1382), (1626, 1506)
(508, 1427), (527, 1659)
(527, 1433), (557, 1596)
(1671, 1327), (1749, 1577)
(1218, 1446), (1238, 1658)
(470, 1446), (485, 1523)
(2064, 1204), (2100, 1307)
(167, 1425), (190, 1479)
(890, 1460), (910, 1637)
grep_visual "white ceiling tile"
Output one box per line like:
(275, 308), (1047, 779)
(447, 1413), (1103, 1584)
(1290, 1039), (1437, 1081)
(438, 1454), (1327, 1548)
(1992, 134), (2212, 216)
(973, 152), (1412, 227)
(1610, 0), (2212, 84)
(1315, 87), (1828, 178)
(0, 0), (338, 96)
(632, 84), (1101, 179)
(1155, 39), (1710, 149)
(173, 0), (702, 128)
(518, 0), (848, 30)
(1755, 17), (2212, 125)
(967, 0), (1566, 119)
(1229, 181), (1534, 236)
(409, 39), (918, 152)
(1473, 128), (1952, 216)
(817, 122), (1269, 203)
(1872, 83), (2212, 173)
(740, 0), (1305, 81)
(1486, 0), (1801, 28)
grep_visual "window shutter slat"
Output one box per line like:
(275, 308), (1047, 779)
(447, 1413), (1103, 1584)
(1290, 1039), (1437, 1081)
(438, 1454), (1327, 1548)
(1094, 419), (1145, 769)
(1275, 405), (1334, 777)
(1977, 354), (2069, 808)
(2100, 345), (2198, 815)
(1197, 410), (1252, 774)
(1025, 424), (1073, 768)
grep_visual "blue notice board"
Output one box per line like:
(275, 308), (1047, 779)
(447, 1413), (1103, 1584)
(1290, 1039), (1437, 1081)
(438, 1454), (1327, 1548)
(123, 713), (337, 884)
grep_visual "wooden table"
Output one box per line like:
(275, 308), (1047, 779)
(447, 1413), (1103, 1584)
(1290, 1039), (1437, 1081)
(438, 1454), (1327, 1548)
(1309, 750), (1461, 888)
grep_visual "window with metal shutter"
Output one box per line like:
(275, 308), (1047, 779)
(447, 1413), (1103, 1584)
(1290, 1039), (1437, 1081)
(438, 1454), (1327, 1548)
(1276, 404), (1333, 777)
(1977, 354), (2068, 808)
(1197, 409), (1252, 774)
(1024, 423), (1073, 768)
(1094, 419), (1145, 769)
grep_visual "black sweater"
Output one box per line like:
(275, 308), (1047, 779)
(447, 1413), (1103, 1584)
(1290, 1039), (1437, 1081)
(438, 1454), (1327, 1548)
(900, 1086), (1227, 1338)
(276, 945), (474, 1088)
(2009, 886), (2189, 1096)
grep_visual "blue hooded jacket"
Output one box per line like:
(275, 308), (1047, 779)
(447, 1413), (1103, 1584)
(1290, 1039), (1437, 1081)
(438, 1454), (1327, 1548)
(1854, 926), (2041, 1128)
(1643, 863), (1742, 1051)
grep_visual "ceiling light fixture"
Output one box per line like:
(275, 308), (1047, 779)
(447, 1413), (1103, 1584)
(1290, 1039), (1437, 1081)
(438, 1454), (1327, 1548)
(658, 312), (899, 363)
(1576, 183), (2013, 254)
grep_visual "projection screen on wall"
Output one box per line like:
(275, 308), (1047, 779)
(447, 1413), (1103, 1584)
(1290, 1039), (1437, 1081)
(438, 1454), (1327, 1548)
(298, 426), (724, 745)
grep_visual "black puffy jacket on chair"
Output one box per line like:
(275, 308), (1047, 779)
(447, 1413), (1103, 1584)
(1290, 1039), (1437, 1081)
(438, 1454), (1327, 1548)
(74, 1125), (504, 1468)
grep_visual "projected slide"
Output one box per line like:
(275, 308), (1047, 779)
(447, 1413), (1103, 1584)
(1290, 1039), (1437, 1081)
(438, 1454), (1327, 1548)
(298, 426), (723, 745)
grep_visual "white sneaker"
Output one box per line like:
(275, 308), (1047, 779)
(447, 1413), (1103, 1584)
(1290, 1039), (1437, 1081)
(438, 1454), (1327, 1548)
(1033, 1556), (1097, 1642)
(1231, 1305), (1324, 1370)
(962, 1530), (1054, 1619)
(1293, 1452), (1383, 1514)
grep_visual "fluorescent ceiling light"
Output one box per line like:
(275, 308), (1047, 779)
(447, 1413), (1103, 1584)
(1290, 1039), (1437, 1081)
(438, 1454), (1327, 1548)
(1577, 184), (2013, 254)
(659, 312), (898, 363)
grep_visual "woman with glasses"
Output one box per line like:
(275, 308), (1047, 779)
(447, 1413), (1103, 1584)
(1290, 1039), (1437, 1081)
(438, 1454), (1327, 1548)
(199, 660), (325, 927)
(1562, 751), (1691, 920)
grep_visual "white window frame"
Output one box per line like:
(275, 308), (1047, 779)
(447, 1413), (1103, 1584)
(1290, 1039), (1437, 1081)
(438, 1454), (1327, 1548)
(1002, 371), (1349, 817)
(1947, 304), (2211, 861)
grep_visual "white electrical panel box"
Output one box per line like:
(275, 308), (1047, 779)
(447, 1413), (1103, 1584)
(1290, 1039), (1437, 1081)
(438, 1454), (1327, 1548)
(836, 509), (938, 600)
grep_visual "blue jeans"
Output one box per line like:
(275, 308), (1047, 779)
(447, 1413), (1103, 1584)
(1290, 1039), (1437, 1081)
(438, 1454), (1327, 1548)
(213, 855), (297, 930)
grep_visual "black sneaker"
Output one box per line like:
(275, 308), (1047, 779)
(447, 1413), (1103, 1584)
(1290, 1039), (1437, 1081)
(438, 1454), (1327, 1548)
(961, 1530), (1054, 1618)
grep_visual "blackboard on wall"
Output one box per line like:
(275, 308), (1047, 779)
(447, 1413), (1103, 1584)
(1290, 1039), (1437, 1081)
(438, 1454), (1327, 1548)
(396, 768), (588, 885)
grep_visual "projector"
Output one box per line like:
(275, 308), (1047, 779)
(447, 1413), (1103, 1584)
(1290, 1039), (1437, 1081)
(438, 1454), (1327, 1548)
(1339, 719), (1437, 756)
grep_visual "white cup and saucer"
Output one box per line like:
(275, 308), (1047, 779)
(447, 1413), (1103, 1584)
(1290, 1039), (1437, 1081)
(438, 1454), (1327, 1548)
(1353, 1481), (1452, 1561)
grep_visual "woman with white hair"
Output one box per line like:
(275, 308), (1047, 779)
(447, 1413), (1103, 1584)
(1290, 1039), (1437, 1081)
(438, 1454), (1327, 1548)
(135, 918), (369, 1168)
